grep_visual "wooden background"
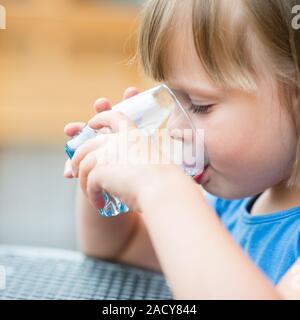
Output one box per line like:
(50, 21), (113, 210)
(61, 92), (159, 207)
(0, 0), (154, 145)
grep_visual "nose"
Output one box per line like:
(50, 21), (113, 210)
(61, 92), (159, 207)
(167, 105), (187, 132)
(166, 110), (194, 142)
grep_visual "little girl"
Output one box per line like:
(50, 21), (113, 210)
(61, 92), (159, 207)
(64, 0), (300, 299)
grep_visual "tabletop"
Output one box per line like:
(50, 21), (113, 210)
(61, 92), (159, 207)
(0, 246), (173, 300)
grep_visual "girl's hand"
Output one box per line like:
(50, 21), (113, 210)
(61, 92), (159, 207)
(63, 87), (139, 178)
(64, 121), (87, 178)
(70, 110), (171, 212)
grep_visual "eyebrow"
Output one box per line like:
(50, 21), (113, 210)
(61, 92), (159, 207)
(165, 82), (221, 100)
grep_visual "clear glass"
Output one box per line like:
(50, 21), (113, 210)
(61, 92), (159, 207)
(65, 84), (206, 217)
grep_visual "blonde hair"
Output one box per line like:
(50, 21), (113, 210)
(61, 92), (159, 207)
(136, 0), (300, 187)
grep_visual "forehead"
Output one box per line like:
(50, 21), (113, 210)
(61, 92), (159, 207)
(163, 26), (218, 94)
(160, 0), (258, 91)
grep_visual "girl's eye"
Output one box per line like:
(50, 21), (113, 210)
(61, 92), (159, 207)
(189, 104), (213, 114)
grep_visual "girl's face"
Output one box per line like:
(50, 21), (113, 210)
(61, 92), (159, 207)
(165, 37), (297, 199)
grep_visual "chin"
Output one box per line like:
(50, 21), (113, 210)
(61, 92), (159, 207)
(202, 180), (255, 200)
(201, 168), (268, 199)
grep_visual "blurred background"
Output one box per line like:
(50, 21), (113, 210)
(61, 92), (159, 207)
(0, 0), (154, 250)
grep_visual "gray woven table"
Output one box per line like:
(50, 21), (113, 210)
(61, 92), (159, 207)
(0, 246), (173, 300)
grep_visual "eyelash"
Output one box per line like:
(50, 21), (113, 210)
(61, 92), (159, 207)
(189, 104), (213, 114)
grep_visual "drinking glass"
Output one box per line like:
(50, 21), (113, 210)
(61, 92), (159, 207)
(65, 84), (207, 216)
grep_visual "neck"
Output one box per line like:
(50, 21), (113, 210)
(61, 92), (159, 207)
(250, 181), (300, 216)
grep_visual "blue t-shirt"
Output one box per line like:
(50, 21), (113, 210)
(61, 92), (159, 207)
(204, 191), (300, 285)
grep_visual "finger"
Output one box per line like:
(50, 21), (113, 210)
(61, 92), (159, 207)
(64, 159), (74, 178)
(64, 122), (86, 137)
(87, 169), (106, 210)
(88, 110), (137, 133)
(93, 97), (112, 113)
(123, 87), (139, 100)
(78, 151), (97, 197)
(71, 135), (105, 177)
(98, 127), (112, 134)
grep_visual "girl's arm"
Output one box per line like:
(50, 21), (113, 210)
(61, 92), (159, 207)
(138, 165), (282, 299)
(276, 258), (300, 299)
(76, 183), (162, 272)
(117, 213), (162, 272)
(76, 184), (139, 260)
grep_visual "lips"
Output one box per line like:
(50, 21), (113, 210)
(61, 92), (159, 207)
(193, 165), (209, 184)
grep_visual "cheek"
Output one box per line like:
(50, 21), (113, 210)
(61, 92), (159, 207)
(204, 102), (297, 190)
(196, 79), (298, 197)
(204, 107), (260, 170)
